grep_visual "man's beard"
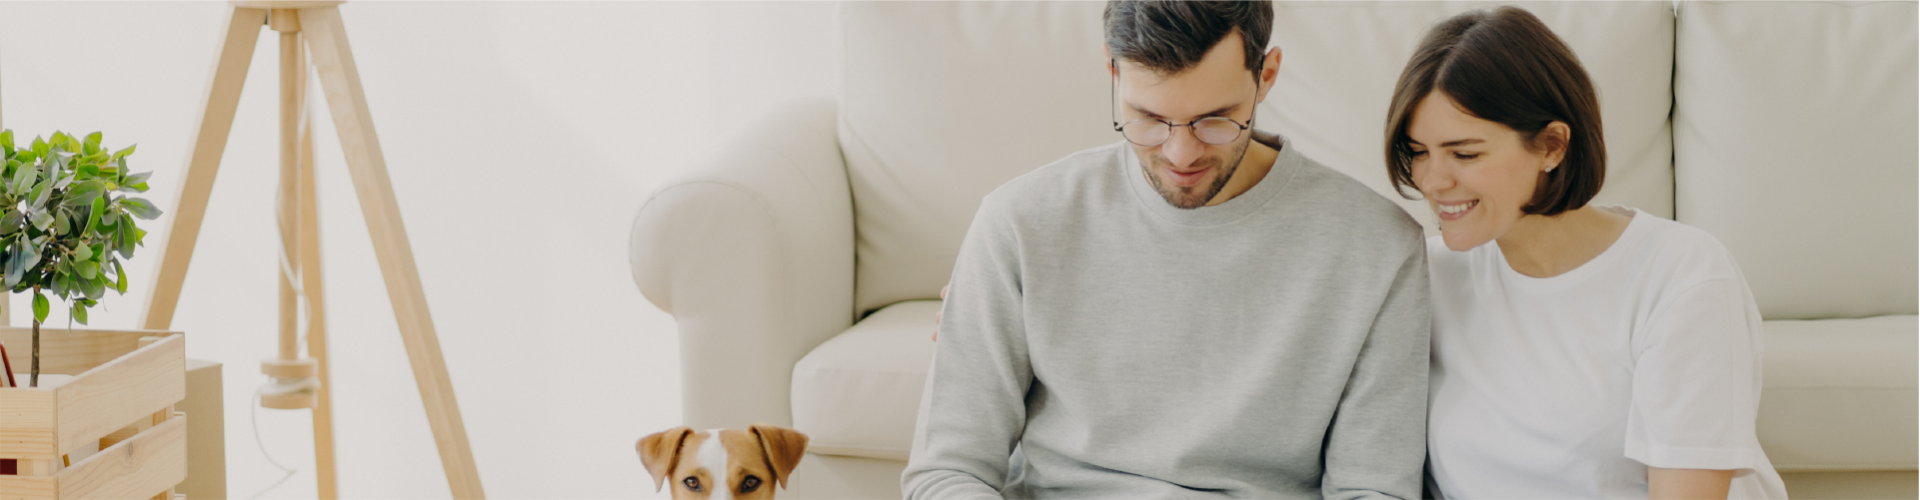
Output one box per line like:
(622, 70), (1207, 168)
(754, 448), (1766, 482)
(1141, 136), (1253, 209)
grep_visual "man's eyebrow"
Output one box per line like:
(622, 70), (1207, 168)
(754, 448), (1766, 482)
(1125, 101), (1242, 120)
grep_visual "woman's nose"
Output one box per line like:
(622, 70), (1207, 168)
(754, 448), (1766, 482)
(1416, 160), (1453, 195)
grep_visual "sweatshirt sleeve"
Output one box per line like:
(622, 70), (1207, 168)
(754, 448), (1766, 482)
(902, 197), (1032, 500)
(1321, 234), (1432, 500)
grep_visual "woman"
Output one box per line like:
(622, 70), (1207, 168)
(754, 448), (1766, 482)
(1386, 7), (1787, 499)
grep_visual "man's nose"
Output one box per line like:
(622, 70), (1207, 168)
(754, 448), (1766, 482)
(1160, 126), (1205, 168)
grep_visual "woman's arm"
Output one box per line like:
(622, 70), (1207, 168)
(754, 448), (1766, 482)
(1648, 467), (1733, 499)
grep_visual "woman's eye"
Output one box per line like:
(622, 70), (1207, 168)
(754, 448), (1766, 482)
(682, 477), (702, 492)
(1409, 150), (1428, 159)
(741, 475), (762, 492)
(1453, 152), (1480, 160)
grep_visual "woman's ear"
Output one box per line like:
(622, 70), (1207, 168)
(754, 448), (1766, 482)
(1537, 121), (1572, 171)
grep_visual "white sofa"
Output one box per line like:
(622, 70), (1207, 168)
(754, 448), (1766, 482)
(630, 2), (1918, 498)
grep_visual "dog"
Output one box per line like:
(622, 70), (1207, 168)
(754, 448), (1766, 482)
(639, 424), (808, 499)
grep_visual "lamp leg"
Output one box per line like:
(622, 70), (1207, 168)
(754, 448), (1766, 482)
(139, 6), (268, 331)
(296, 33), (341, 498)
(300, 6), (485, 498)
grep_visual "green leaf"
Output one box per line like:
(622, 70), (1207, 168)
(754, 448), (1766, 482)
(121, 197), (162, 219)
(80, 273), (103, 300)
(117, 227), (134, 258)
(83, 132), (101, 155)
(0, 130), (13, 155)
(27, 181), (48, 208)
(52, 210), (68, 236)
(10, 159), (33, 194)
(109, 144), (136, 162)
(29, 210), (52, 232)
(71, 302), (87, 325)
(114, 261), (126, 294)
(62, 182), (103, 207)
(29, 137), (46, 156)
(72, 244), (91, 262)
(74, 261), (95, 280)
(32, 291), (48, 323)
(0, 211), (19, 236)
(86, 198), (103, 235)
(118, 172), (152, 193)
(5, 242), (23, 288)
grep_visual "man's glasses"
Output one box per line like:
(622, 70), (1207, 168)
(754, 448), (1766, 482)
(1110, 60), (1258, 147)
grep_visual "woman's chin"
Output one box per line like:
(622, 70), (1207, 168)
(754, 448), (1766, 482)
(1438, 227), (1490, 252)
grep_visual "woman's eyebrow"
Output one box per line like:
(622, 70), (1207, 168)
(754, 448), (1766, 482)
(1439, 138), (1486, 148)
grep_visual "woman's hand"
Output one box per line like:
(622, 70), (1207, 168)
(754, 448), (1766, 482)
(932, 284), (949, 341)
(1648, 467), (1733, 499)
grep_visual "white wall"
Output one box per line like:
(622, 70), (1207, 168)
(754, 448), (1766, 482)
(0, 2), (837, 498)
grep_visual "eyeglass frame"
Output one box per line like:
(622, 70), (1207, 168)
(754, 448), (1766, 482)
(1109, 58), (1264, 147)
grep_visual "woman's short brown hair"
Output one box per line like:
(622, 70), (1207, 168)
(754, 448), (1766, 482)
(1383, 6), (1604, 217)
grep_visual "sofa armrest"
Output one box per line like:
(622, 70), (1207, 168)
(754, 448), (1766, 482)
(629, 98), (854, 429)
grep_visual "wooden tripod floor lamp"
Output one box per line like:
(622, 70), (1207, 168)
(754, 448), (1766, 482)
(138, 2), (484, 498)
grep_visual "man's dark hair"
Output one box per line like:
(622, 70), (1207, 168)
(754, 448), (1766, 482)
(1104, 1), (1273, 76)
(1384, 6), (1605, 217)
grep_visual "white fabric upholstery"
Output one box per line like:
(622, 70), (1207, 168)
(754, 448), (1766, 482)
(630, 99), (854, 429)
(631, 2), (1920, 497)
(840, 2), (1113, 315)
(791, 301), (939, 461)
(1265, 1), (1677, 230)
(1758, 316), (1918, 470)
(1673, 0), (1919, 320)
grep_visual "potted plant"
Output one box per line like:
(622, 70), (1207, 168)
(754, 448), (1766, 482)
(0, 129), (160, 387)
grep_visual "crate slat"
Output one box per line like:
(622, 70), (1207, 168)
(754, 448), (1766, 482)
(52, 414), (187, 500)
(52, 336), (184, 456)
(0, 388), (56, 459)
(0, 328), (160, 376)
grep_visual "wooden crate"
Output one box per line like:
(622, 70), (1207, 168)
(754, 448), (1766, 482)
(0, 328), (187, 500)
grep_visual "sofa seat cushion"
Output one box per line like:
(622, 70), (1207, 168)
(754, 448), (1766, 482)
(792, 300), (939, 460)
(1759, 315), (1917, 470)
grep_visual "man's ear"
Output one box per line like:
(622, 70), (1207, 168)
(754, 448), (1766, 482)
(750, 424), (809, 489)
(1104, 44), (1118, 77)
(638, 427), (693, 492)
(1256, 47), (1283, 102)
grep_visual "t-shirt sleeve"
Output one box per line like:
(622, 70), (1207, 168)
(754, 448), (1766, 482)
(1623, 273), (1768, 472)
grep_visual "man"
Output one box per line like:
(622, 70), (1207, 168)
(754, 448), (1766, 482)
(903, 1), (1429, 499)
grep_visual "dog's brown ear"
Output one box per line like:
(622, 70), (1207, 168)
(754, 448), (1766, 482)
(638, 427), (694, 492)
(750, 424), (809, 489)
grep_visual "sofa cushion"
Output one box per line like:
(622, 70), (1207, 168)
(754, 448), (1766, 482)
(791, 300), (940, 460)
(1758, 315), (1918, 470)
(839, 2), (1113, 316)
(1673, 1), (1918, 319)
(840, 2), (1682, 316)
(1266, 1), (1679, 231)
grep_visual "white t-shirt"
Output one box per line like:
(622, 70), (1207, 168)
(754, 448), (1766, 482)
(1426, 207), (1788, 499)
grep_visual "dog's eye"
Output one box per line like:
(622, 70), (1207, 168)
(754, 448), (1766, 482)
(741, 475), (761, 492)
(682, 477), (701, 492)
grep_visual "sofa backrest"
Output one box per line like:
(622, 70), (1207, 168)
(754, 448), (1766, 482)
(839, 1), (1678, 316)
(1672, 1), (1918, 320)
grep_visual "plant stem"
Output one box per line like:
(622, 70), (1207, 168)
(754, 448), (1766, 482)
(29, 285), (39, 388)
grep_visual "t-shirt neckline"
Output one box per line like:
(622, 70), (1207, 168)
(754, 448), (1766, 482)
(1493, 206), (1649, 293)
(1124, 131), (1297, 227)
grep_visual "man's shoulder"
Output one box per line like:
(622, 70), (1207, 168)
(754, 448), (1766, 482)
(977, 141), (1129, 219)
(1282, 151), (1425, 244)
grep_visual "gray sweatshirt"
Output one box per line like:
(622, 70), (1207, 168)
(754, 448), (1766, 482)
(903, 133), (1431, 499)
